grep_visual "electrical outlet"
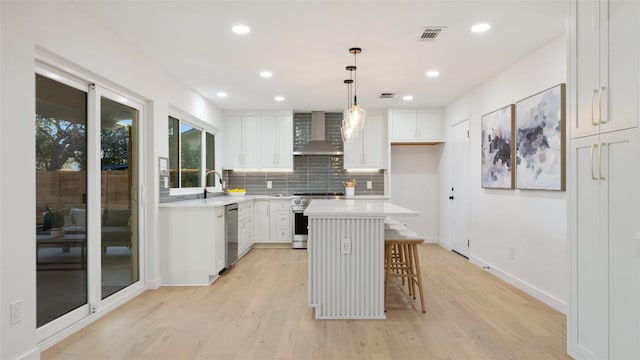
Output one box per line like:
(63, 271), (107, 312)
(10, 300), (22, 325)
(366, 181), (372, 189)
(509, 247), (515, 259)
(341, 238), (352, 255)
(267, 181), (272, 189)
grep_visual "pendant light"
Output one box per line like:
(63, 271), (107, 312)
(342, 78), (354, 142)
(347, 47), (366, 132)
(341, 47), (366, 142)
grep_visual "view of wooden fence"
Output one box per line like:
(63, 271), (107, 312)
(36, 170), (131, 224)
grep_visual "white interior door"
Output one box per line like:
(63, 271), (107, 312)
(451, 119), (470, 258)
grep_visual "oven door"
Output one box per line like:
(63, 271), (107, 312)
(292, 208), (308, 248)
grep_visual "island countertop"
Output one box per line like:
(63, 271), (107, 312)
(304, 199), (418, 217)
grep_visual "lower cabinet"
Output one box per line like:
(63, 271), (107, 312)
(238, 201), (254, 256)
(159, 206), (225, 285)
(253, 199), (291, 244)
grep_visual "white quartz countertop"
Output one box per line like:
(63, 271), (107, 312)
(159, 195), (290, 208)
(304, 199), (418, 217)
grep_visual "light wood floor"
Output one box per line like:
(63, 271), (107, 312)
(42, 245), (570, 360)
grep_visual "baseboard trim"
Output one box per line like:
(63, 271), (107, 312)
(251, 243), (292, 249)
(15, 347), (39, 360)
(146, 277), (162, 290)
(469, 255), (567, 314)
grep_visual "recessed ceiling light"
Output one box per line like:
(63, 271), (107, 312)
(274, 96), (285, 102)
(232, 25), (250, 34)
(260, 71), (273, 78)
(471, 23), (491, 33)
(216, 92), (228, 98)
(426, 70), (440, 77)
(403, 95), (414, 101)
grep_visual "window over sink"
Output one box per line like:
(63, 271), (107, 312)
(168, 112), (217, 191)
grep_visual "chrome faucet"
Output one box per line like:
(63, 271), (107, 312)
(204, 170), (224, 199)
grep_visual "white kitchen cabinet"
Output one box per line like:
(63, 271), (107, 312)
(344, 114), (387, 169)
(269, 200), (291, 243)
(389, 109), (443, 143)
(225, 112), (293, 170)
(226, 115), (259, 169)
(159, 206), (224, 285)
(238, 200), (254, 256)
(572, 0), (639, 139)
(569, 2), (640, 359)
(214, 206), (225, 273)
(253, 200), (270, 243)
(253, 199), (291, 244)
(260, 115), (293, 169)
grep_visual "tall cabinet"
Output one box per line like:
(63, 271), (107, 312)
(568, 1), (640, 359)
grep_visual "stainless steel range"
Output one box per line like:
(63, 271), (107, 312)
(291, 192), (344, 249)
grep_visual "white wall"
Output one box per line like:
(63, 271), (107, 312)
(389, 145), (442, 241)
(439, 35), (568, 312)
(0, 2), (222, 359)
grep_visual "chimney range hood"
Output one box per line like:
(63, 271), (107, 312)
(293, 111), (343, 155)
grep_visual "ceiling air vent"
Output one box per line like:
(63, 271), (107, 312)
(380, 93), (395, 99)
(419, 27), (446, 41)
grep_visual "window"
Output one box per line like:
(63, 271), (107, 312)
(168, 114), (216, 189)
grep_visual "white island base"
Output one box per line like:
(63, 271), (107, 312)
(305, 200), (418, 320)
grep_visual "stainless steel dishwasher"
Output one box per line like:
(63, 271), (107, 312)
(224, 203), (239, 269)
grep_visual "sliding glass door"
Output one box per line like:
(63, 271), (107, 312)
(35, 67), (143, 341)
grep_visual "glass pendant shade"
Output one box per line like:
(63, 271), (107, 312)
(340, 47), (366, 142)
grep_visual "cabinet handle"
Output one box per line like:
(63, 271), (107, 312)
(591, 89), (598, 126)
(598, 86), (607, 124)
(598, 142), (606, 180)
(590, 143), (597, 180)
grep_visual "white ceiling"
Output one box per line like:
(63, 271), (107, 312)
(72, 1), (567, 112)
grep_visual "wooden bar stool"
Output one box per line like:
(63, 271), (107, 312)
(384, 230), (426, 313)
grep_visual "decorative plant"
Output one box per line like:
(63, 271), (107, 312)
(46, 205), (65, 229)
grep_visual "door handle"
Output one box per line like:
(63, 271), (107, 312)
(590, 143), (597, 180)
(598, 86), (607, 124)
(598, 142), (606, 180)
(449, 196), (454, 200)
(591, 89), (598, 126)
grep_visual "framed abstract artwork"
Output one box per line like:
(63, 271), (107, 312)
(481, 104), (515, 189)
(514, 84), (566, 191)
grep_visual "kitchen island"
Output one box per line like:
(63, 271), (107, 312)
(304, 199), (418, 319)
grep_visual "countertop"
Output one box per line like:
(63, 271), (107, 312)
(304, 199), (418, 217)
(159, 195), (291, 208)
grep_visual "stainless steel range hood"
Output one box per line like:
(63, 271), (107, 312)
(293, 111), (343, 155)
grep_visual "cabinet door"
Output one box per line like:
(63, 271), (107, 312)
(241, 116), (259, 168)
(362, 114), (385, 168)
(275, 115), (293, 169)
(254, 200), (270, 243)
(573, 0), (601, 139)
(214, 207), (225, 273)
(416, 109), (443, 142)
(226, 116), (243, 168)
(390, 109), (417, 140)
(570, 135), (607, 359)
(601, 1), (639, 134)
(602, 129), (639, 360)
(260, 116), (278, 168)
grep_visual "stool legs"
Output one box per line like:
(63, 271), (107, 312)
(384, 240), (426, 313)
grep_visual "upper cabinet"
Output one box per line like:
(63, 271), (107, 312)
(344, 113), (387, 169)
(260, 115), (293, 169)
(389, 109), (444, 143)
(226, 115), (259, 169)
(225, 112), (293, 170)
(572, 0), (639, 139)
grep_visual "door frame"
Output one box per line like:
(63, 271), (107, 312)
(450, 118), (470, 258)
(34, 61), (147, 345)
